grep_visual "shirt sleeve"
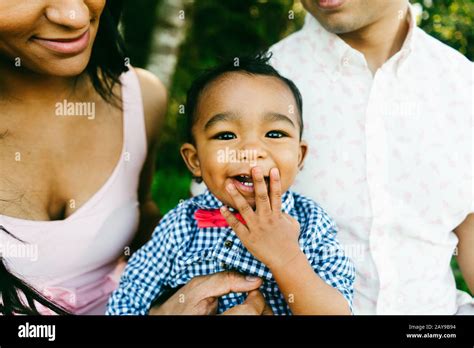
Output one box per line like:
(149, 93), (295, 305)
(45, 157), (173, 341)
(471, 64), (474, 213)
(302, 207), (356, 313)
(106, 208), (183, 315)
(471, 108), (474, 214)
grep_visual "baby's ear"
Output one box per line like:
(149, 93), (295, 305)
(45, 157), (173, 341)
(298, 140), (308, 170)
(180, 143), (202, 178)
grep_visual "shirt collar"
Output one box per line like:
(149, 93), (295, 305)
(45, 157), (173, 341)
(302, 3), (417, 73)
(395, 3), (417, 70)
(400, 4), (417, 53)
(191, 189), (295, 215)
(191, 190), (296, 281)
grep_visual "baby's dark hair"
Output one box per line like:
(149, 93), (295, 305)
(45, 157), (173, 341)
(184, 52), (304, 143)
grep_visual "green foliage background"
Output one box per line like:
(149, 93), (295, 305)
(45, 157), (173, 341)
(121, 0), (473, 295)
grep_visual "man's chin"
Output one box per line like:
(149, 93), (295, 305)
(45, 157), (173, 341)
(318, 19), (355, 34)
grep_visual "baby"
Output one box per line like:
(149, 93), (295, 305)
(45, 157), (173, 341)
(106, 54), (355, 315)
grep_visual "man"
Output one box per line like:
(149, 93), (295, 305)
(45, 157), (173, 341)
(270, 0), (473, 314)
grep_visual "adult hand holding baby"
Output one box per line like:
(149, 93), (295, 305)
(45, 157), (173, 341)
(149, 271), (273, 315)
(221, 166), (302, 271)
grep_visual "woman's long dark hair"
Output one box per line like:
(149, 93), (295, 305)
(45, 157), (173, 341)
(0, 226), (68, 315)
(0, 0), (128, 315)
(87, 0), (129, 104)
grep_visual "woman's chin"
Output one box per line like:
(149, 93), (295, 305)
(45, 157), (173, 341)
(24, 53), (92, 77)
(50, 66), (88, 77)
(42, 60), (89, 77)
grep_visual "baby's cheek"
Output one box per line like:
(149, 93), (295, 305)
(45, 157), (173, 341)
(280, 173), (297, 193)
(281, 166), (301, 192)
(202, 150), (225, 174)
(201, 157), (227, 189)
(276, 148), (300, 174)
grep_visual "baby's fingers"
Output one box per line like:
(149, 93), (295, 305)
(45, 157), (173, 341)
(252, 166), (272, 216)
(269, 167), (282, 215)
(226, 181), (255, 223)
(220, 206), (249, 238)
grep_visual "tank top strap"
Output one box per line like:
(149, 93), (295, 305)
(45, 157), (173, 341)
(121, 68), (148, 165)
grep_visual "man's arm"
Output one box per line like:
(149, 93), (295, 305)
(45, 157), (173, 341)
(454, 213), (474, 293)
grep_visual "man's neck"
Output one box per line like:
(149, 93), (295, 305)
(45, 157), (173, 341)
(338, 4), (410, 75)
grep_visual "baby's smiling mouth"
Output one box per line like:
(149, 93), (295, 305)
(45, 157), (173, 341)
(230, 174), (270, 194)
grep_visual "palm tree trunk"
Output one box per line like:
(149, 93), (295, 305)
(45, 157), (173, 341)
(147, 0), (194, 88)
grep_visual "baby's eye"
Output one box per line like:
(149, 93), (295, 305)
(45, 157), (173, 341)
(213, 132), (236, 140)
(266, 130), (287, 138)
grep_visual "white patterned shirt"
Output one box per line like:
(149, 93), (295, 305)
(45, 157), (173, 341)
(270, 5), (473, 314)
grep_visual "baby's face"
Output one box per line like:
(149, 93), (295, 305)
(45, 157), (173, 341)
(181, 72), (307, 209)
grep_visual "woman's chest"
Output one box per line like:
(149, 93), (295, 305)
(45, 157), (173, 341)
(0, 104), (123, 221)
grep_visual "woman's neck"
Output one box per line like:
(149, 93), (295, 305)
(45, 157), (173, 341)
(0, 59), (89, 103)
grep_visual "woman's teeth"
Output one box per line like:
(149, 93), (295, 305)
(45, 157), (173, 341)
(242, 182), (254, 187)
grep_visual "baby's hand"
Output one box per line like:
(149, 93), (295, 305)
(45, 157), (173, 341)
(221, 167), (302, 271)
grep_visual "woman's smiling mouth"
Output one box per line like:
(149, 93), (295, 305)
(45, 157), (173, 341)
(31, 29), (90, 55)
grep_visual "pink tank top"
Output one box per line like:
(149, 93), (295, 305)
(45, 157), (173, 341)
(0, 69), (148, 315)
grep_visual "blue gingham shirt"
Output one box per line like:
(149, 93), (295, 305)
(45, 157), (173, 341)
(106, 190), (355, 315)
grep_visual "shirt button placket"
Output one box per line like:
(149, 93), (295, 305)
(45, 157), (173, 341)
(218, 230), (235, 271)
(365, 71), (396, 314)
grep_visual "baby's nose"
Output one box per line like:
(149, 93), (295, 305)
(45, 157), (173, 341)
(239, 146), (267, 161)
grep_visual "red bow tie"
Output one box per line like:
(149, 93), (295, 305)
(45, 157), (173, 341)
(194, 209), (246, 228)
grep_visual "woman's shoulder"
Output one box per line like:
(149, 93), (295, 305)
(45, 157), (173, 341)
(133, 67), (168, 147)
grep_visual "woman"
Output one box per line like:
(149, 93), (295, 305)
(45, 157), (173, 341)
(0, 0), (267, 315)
